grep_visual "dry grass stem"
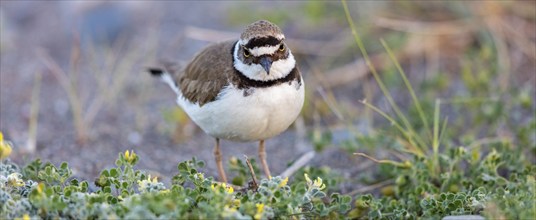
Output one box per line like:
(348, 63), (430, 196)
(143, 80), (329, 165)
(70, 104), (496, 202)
(279, 151), (315, 178)
(467, 137), (511, 150)
(321, 51), (395, 89)
(348, 179), (394, 196)
(354, 152), (410, 168)
(375, 17), (476, 35)
(243, 155), (258, 192)
(36, 48), (88, 144)
(293, 116), (308, 152)
(316, 87), (344, 121)
(25, 72), (42, 154)
(484, 17), (511, 92)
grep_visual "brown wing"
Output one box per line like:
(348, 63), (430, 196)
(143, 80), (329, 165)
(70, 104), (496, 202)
(176, 40), (237, 106)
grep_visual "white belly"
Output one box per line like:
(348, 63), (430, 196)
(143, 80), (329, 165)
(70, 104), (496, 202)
(177, 79), (304, 142)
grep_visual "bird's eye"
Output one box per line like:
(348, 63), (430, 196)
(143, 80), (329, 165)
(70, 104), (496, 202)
(279, 44), (285, 51)
(243, 49), (251, 58)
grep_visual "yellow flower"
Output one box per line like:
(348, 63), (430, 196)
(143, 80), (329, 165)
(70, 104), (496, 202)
(124, 150), (137, 163)
(0, 131), (13, 160)
(304, 173), (312, 184)
(232, 199), (241, 207)
(137, 175), (157, 191)
(225, 205), (237, 212)
(230, 156), (238, 165)
(211, 182), (234, 194)
(7, 173), (25, 187)
(15, 214), (30, 220)
(313, 177), (325, 190)
(36, 182), (45, 194)
(254, 203), (265, 220)
(304, 173), (325, 190)
(256, 203), (264, 213)
(278, 177), (289, 188)
(222, 205), (238, 218)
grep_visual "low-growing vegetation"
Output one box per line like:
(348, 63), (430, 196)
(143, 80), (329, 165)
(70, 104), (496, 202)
(1, 128), (535, 219)
(1, 147), (352, 219)
(1, 1), (535, 219)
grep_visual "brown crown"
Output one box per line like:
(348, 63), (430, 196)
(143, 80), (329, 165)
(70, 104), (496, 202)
(240, 20), (284, 42)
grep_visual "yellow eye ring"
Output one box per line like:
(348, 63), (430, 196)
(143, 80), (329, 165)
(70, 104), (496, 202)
(243, 49), (251, 57)
(279, 44), (285, 51)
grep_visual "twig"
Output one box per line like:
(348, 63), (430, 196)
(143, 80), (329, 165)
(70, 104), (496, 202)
(68, 34), (88, 144)
(36, 48), (88, 144)
(375, 17), (475, 35)
(354, 152), (410, 168)
(317, 87), (344, 121)
(484, 16), (511, 92)
(279, 151), (315, 178)
(320, 53), (388, 89)
(293, 116), (308, 152)
(183, 26), (236, 42)
(85, 37), (141, 125)
(348, 179), (393, 196)
(354, 152), (385, 163)
(467, 137), (511, 150)
(25, 71), (42, 154)
(500, 16), (536, 59)
(244, 155), (258, 192)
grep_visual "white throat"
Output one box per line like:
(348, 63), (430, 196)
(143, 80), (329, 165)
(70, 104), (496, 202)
(233, 42), (296, 81)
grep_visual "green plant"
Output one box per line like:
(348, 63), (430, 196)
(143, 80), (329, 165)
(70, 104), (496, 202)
(1, 139), (352, 219)
(341, 0), (535, 218)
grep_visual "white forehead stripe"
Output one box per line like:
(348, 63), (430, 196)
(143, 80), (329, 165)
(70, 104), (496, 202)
(249, 45), (279, 56)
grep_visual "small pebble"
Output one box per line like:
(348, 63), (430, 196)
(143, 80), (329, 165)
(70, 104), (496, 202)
(442, 215), (485, 220)
(128, 132), (142, 145)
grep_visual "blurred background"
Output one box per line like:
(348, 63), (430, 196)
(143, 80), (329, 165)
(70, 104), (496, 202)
(1, 1), (534, 188)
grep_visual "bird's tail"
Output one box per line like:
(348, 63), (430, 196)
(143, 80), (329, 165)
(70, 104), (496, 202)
(147, 62), (181, 96)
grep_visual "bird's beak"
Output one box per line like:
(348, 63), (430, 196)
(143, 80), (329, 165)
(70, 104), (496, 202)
(259, 56), (272, 75)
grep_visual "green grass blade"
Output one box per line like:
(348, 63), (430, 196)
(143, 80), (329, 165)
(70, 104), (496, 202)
(438, 116), (449, 149)
(432, 99), (441, 173)
(380, 39), (432, 140)
(354, 153), (411, 168)
(342, 0), (427, 152)
(433, 100), (440, 154)
(360, 100), (425, 157)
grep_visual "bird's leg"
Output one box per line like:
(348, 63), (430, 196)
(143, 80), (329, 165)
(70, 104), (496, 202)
(258, 140), (271, 178)
(214, 138), (227, 183)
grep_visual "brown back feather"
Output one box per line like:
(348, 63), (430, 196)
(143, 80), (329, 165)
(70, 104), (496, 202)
(177, 40), (236, 106)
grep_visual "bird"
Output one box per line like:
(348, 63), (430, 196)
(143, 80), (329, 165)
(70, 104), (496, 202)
(148, 20), (304, 183)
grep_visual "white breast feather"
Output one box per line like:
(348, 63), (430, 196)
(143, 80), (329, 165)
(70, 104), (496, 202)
(177, 79), (304, 142)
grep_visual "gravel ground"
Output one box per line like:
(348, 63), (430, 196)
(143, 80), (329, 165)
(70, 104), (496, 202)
(0, 2), (365, 187)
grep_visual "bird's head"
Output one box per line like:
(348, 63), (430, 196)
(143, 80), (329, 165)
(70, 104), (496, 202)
(233, 20), (296, 81)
